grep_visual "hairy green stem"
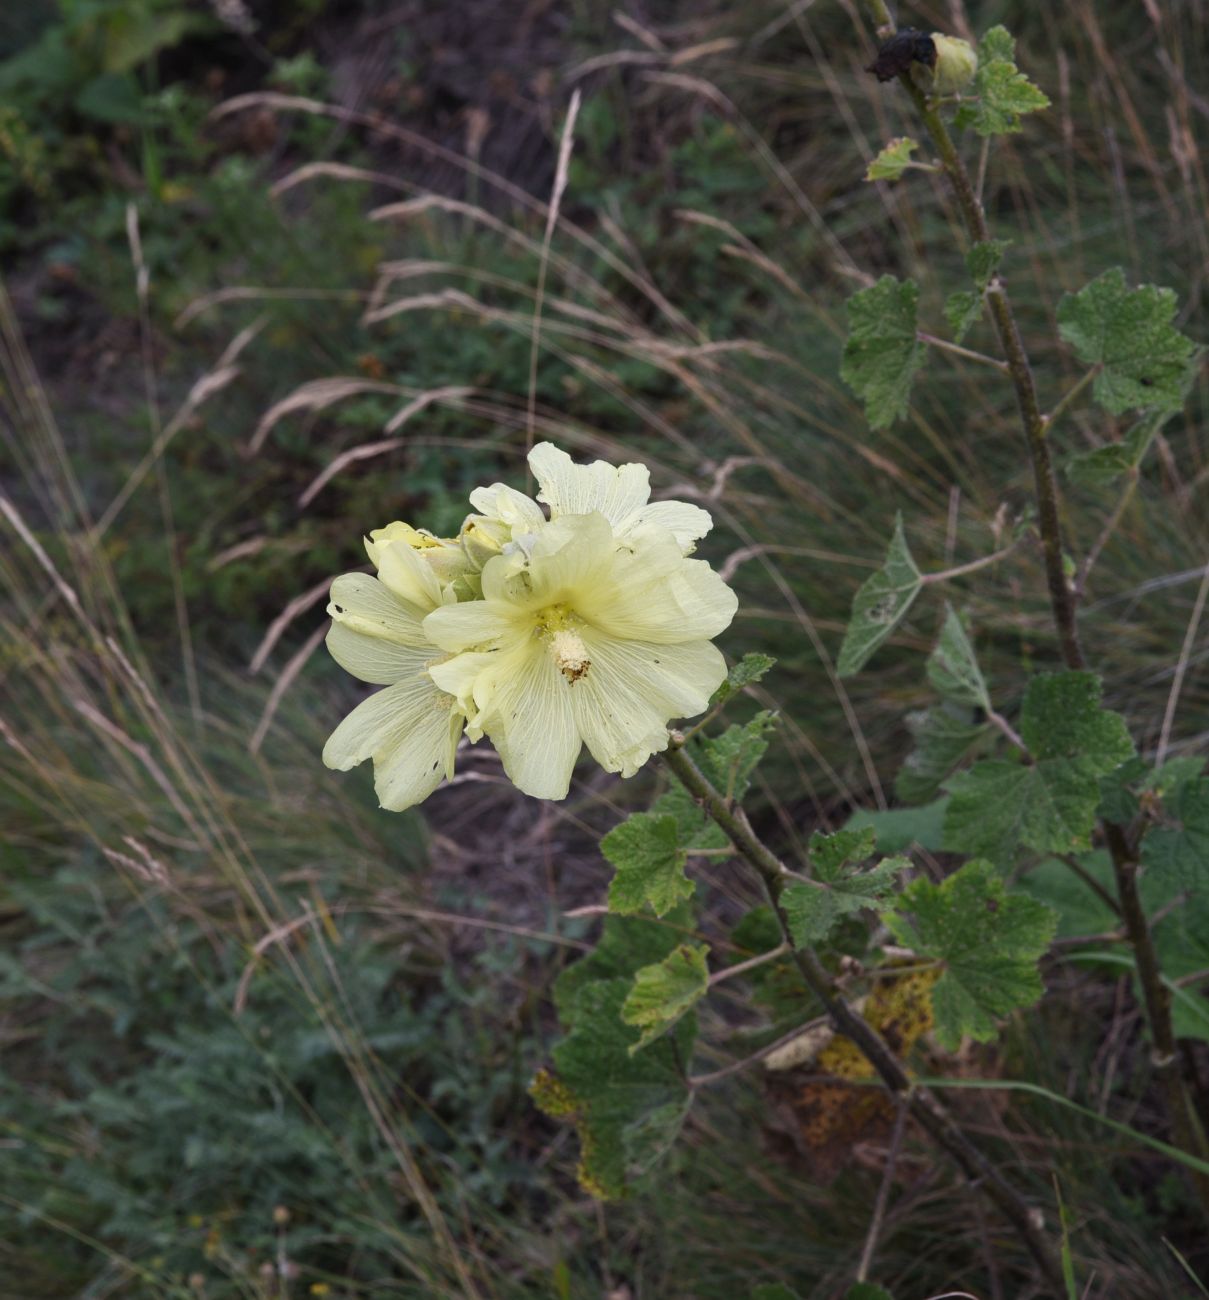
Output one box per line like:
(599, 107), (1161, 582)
(859, 0), (1209, 1213)
(663, 742), (1063, 1290)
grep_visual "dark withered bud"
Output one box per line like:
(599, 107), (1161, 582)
(866, 28), (937, 82)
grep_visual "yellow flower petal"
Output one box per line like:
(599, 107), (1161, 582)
(322, 674), (461, 811)
(529, 441), (650, 522)
(326, 622), (432, 685)
(328, 573), (431, 648)
(568, 632), (726, 775)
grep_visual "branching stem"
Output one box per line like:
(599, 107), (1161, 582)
(859, 0), (1209, 1216)
(662, 741), (1062, 1289)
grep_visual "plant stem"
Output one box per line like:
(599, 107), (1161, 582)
(906, 86), (1086, 673)
(859, 0), (1209, 1214)
(920, 539), (1022, 586)
(662, 741), (1063, 1290)
(1045, 365), (1100, 433)
(917, 331), (1010, 373)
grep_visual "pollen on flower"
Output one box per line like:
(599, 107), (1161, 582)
(534, 603), (591, 682)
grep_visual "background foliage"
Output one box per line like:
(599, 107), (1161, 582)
(2, 0), (1207, 1296)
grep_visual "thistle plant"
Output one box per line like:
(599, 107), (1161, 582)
(318, 13), (1209, 1296)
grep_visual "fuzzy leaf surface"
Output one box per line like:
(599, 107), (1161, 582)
(533, 978), (694, 1198)
(621, 943), (710, 1052)
(955, 26), (1050, 136)
(837, 514), (923, 676)
(783, 854), (908, 948)
(946, 241), (1008, 341)
(1141, 777), (1209, 889)
(866, 136), (919, 182)
(945, 672), (1134, 862)
(710, 652), (776, 707)
(654, 712), (777, 850)
(1056, 268), (1198, 414)
(888, 859), (1057, 1048)
(841, 277), (924, 429)
(897, 703), (991, 804)
(604, 813), (691, 918)
(554, 908), (691, 1025)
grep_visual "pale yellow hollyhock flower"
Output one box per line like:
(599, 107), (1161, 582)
(322, 534), (463, 810)
(424, 510), (737, 800)
(469, 442), (713, 555)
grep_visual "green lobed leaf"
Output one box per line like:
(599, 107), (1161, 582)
(621, 943), (711, 1052)
(1065, 407), (1177, 487)
(654, 712), (778, 850)
(783, 855), (908, 949)
(944, 672), (1134, 863)
(896, 703), (992, 805)
(533, 978), (695, 1199)
(945, 290), (983, 345)
(1141, 777), (1209, 890)
(837, 514), (923, 677)
(751, 1287), (803, 1300)
(954, 26), (1051, 137)
(865, 136), (920, 182)
(554, 907), (692, 1025)
(1056, 268), (1199, 414)
(928, 605), (991, 710)
(710, 652), (776, 707)
(810, 825), (876, 874)
(840, 276), (925, 429)
(888, 859), (1058, 1048)
(947, 241), (1008, 341)
(846, 798), (949, 854)
(604, 813), (692, 918)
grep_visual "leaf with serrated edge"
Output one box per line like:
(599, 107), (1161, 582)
(654, 712), (777, 850)
(1142, 777), (1209, 889)
(888, 859), (1057, 1048)
(784, 858), (908, 948)
(841, 277), (924, 429)
(944, 672), (1134, 863)
(784, 830), (907, 948)
(622, 943), (710, 1052)
(534, 978), (694, 1198)
(1057, 268), (1199, 414)
(954, 26), (1050, 137)
(604, 813), (691, 918)
(710, 652), (776, 707)
(897, 703), (991, 805)
(866, 136), (919, 182)
(838, 514), (923, 677)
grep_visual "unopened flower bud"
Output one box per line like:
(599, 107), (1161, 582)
(929, 33), (978, 94)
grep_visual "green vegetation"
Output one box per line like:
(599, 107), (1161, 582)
(2, 1), (1208, 1296)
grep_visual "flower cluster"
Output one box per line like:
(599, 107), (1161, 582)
(322, 443), (738, 808)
